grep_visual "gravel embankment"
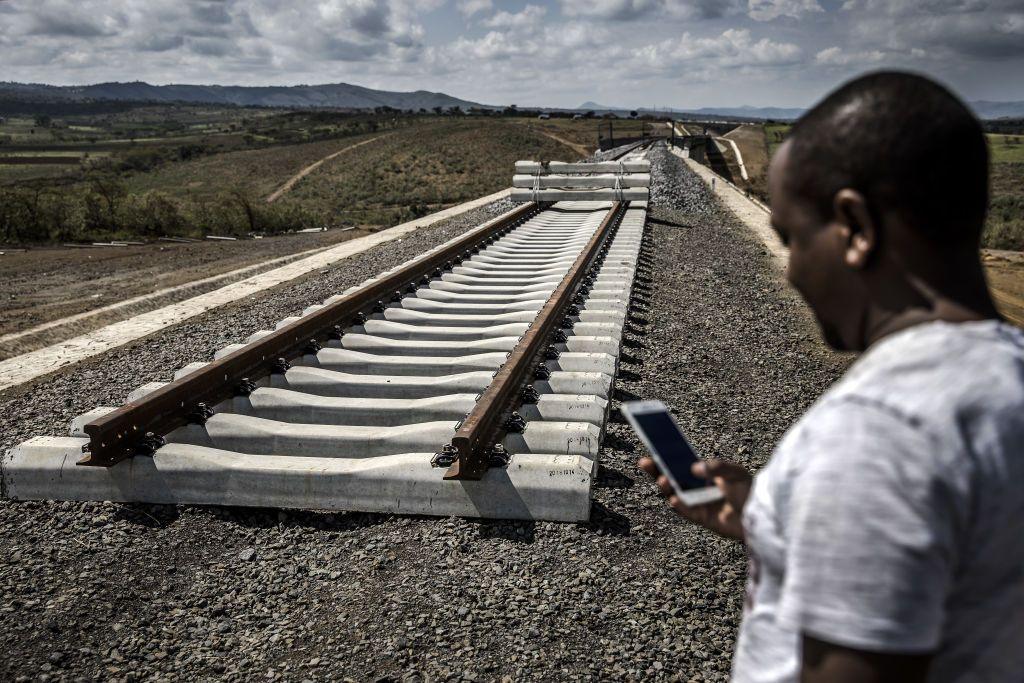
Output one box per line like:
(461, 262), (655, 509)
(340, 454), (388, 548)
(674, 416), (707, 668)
(0, 144), (849, 682)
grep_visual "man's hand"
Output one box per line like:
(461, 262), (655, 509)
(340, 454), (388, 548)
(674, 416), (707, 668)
(637, 458), (753, 541)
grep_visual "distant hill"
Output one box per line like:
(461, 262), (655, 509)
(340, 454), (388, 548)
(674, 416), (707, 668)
(0, 81), (491, 111)
(971, 100), (1024, 119)
(577, 101), (804, 120)
(578, 100), (1024, 121)
(578, 101), (623, 111)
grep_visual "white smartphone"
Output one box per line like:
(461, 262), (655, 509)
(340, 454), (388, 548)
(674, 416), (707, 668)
(622, 400), (724, 507)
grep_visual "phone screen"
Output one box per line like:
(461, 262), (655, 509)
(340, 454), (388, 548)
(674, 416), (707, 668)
(631, 410), (706, 490)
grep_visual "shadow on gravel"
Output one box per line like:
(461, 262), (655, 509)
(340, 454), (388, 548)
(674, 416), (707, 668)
(577, 501), (631, 536)
(594, 464), (635, 490)
(114, 503), (181, 528)
(474, 519), (536, 544)
(203, 506), (392, 532)
(626, 313), (650, 326)
(602, 432), (637, 454)
(616, 369), (642, 382)
(647, 216), (691, 230)
(614, 387), (643, 402)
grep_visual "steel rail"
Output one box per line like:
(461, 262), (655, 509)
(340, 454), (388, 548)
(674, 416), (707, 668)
(444, 201), (626, 480)
(80, 201), (544, 467)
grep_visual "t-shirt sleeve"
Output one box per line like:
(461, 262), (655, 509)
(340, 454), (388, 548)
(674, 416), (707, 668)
(775, 398), (962, 653)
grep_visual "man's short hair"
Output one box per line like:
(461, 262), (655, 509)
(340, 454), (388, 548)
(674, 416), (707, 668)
(787, 71), (988, 245)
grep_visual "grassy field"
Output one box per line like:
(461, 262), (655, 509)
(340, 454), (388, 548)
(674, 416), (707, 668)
(282, 119), (578, 227)
(742, 124), (1024, 251)
(764, 122), (791, 156)
(0, 110), (582, 243)
(989, 133), (1024, 163)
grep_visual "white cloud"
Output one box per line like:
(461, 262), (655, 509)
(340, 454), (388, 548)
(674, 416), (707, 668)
(456, 0), (492, 18)
(634, 28), (803, 70)
(482, 5), (547, 29)
(748, 0), (823, 22)
(839, 0), (1024, 59)
(814, 46), (886, 66)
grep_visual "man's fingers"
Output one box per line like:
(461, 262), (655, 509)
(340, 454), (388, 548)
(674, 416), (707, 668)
(668, 495), (708, 524)
(696, 458), (751, 482)
(655, 475), (674, 498)
(637, 457), (660, 477)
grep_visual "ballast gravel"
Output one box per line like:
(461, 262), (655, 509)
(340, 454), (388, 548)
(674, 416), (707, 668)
(0, 143), (850, 682)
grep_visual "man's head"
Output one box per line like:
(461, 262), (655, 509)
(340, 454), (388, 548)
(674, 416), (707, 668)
(768, 71), (989, 351)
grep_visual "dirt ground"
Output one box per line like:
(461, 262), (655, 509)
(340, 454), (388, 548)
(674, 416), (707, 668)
(983, 250), (1024, 326)
(0, 228), (369, 346)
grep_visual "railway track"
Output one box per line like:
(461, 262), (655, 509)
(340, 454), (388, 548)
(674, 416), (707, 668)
(2, 145), (651, 521)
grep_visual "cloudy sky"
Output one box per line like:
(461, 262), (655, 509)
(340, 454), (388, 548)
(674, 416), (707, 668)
(1, 0), (1022, 109)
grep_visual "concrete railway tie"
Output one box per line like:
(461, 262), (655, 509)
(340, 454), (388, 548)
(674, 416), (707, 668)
(2, 150), (651, 522)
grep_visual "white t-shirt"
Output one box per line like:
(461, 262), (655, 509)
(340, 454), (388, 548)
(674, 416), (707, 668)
(732, 320), (1024, 682)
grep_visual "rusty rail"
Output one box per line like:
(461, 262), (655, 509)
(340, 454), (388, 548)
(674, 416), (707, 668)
(80, 201), (543, 467)
(444, 201), (626, 480)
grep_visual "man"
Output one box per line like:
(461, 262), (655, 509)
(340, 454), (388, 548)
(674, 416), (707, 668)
(640, 71), (1024, 681)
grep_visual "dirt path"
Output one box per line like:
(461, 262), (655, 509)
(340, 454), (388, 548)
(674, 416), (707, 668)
(536, 131), (590, 158)
(983, 250), (1024, 327)
(266, 136), (385, 203)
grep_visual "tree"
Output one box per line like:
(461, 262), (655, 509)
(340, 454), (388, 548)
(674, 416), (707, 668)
(34, 115), (52, 128)
(232, 191), (257, 234)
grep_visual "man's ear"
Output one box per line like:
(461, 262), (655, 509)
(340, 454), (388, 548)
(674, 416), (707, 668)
(833, 188), (876, 269)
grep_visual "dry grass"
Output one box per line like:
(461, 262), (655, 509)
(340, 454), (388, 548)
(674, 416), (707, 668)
(0, 117), (582, 243)
(277, 119), (578, 227)
(121, 132), (386, 201)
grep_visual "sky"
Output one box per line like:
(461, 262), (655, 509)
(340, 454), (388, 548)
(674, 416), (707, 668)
(1, 0), (1022, 109)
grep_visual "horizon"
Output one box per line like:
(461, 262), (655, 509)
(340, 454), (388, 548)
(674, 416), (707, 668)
(6, 79), (1024, 116)
(1, 1), (1022, 110)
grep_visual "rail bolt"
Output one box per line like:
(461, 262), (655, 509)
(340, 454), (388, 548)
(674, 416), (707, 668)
(235, 378), (258, 397)
(431, 444), (458, 468)
(186, 402), (215, 425)
(137, 432), (166, 456)
(504, 412), (527, 433)
(487, 444), (511, 467)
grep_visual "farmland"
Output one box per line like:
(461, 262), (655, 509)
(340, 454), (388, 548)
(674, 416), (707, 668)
(0, 107), (589, 244)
